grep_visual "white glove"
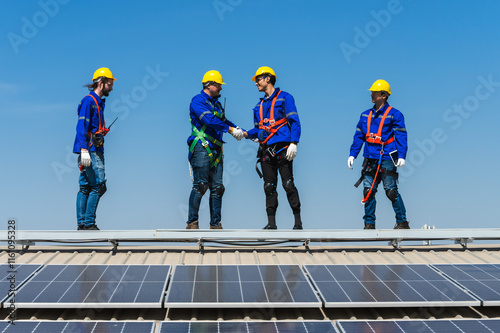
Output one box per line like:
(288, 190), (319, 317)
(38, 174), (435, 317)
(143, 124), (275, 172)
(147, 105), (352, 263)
(81, 150), (92, 167)
(396, 158), (405, 167)
(286, 143), (297, 161)
(347, 156), (355, 169)
(230, 127), (244, 141)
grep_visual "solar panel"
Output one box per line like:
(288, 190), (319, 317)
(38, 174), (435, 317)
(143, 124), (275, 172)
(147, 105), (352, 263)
(165, 265), (321, 308)
(158, 320), (338, 332)
(304, 264), (480, 308)
(0, 264), (42, 307)
(433, 264), (500, 306)
(8, 265), (171, 308)
(337, 319), (500, 333)
(0, 320), (155, 332)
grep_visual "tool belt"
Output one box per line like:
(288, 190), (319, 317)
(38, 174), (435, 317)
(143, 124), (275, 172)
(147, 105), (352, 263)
(255, 143), (289, 178)
(354, 158), (398, 188)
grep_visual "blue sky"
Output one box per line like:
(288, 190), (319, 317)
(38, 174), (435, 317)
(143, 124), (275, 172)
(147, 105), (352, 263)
(1, 0), (499, 232)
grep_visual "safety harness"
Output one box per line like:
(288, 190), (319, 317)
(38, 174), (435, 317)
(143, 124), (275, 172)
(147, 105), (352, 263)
(189, 100), (225, 168)
(355, 106), (396, 203)
(86, 94), (108, 148)
(257, 90), (287, 145)
(255, 91), (289, 178)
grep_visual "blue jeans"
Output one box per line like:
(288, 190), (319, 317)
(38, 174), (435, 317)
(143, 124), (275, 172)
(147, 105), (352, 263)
(188, 143), (224, 227)
(77, 152), (106, 228)
(363, 159), (407, 225)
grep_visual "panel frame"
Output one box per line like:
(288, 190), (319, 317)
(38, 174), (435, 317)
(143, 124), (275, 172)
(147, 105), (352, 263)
(159, 320), (338, 333)
(0, 320), (156, 332)
(337, 319), (500, 333)
(432, 263), (500, 306)
(165, 264), (322, 308)
(0, 264), (42, 308)
(8, 264), (171, 309)
(304, 264), (480, 308)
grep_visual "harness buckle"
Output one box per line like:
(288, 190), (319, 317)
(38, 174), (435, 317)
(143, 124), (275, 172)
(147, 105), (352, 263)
(202, 141), (209, 147)
(269, 119), (275, 125)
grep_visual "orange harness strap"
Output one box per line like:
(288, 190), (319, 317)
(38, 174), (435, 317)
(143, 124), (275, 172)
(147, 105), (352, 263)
(87, 94), (105, 132)
(366, 106), (394, 145)
(258, 91), (287, 144)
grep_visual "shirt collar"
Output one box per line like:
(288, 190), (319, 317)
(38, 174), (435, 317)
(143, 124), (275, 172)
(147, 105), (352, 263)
(372, 102), (390, 112)
(201, 90), (218, 103)
(263, 87), (281, 102)
(89, 91), (104, 105)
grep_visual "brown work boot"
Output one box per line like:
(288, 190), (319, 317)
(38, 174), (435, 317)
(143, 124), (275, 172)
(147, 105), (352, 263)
(394, 221), (410, 229)
(186, 221), (199, 229)
(210, 223), (223, 229)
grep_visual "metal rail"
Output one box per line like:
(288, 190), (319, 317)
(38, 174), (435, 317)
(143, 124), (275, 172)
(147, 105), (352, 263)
(2, 229), (500, 251)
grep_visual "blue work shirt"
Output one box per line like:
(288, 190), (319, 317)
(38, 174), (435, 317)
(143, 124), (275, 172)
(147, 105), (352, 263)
(187, 90), (237, 150)
(246, 88), (301, 145)
(349, 102), (408, 160)
(73, 91), (106, 153)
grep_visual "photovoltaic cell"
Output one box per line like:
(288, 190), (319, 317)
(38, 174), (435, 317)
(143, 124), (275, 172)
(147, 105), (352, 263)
(158, 320), (338, 333)
(304, 264), (480, 308)
(338, 319), (500, 333)
(0, 264), (41, 307)
(0, 320), (155, 332)
(8, 265), (170, 308)
(165, 265), (321, 308)
(433, 264), (500, 306)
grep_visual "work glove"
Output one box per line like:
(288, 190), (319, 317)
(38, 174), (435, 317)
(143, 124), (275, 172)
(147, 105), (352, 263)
(230, 127), (244, 141)
(396, 158), (405, 167)
(80, 150), (92, 167)
(347, 156), (355, 169)
(286, 143), (297, 161)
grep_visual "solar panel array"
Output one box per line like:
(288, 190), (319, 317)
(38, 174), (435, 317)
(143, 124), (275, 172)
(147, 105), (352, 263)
(158, 320), (338, 332)
(304, 264), (480, 307)
(433, 264), (500, 306)
(0, 321), (155, 332)
(337, 319), (500, 333)
(165, 265), (321, 308)
(9, 265), (170, 308)
(0, 264), (41, 307)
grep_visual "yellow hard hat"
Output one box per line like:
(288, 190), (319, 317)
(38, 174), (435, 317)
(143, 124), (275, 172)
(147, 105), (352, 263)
(368, 79), (391, 95)
(93, 68), (116, 81)
(202, 70), (225, 84)
(252, 66), (276, 81)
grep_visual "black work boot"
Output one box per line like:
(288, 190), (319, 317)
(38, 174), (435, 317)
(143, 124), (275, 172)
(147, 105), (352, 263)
(293, 213), (303, 230)
(394, 221), (410, 229)
(84, 224), (100, 230)
(186, 221), (199, 229)
(263, 215), (277, 230)
(364, 222), (376, 229)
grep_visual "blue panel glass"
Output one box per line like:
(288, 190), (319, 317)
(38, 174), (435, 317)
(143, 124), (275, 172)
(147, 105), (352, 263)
(238, 266), (263, 282)
(167, 282), (194, 302)
(241, 282), (267, 303)
(217, 281), (243, 303)
(192, 282), (217, 302)
(160, 321), (336, 333)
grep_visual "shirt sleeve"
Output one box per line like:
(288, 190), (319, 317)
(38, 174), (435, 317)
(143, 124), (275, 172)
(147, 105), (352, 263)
(75, 98), (92, 151)
(284, 94), (301, 143)
(191, 97), (230, 132)
(246, 105), (260, 139)
(392, 110), (408, 159)
(349, 114), (365, 158)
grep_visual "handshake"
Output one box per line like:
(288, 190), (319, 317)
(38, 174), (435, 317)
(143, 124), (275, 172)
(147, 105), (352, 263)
(229, 127), (245, 141)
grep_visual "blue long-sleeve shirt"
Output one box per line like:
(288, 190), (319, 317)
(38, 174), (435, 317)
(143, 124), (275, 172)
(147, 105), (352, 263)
(246, 88), (301, 145)
(73, 91), (105, 153)
(187, 90), (237, 149)
(349, 103), (408, 160)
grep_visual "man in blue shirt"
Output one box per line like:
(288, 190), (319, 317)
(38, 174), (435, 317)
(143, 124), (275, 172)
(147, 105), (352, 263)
(348, 79), (410, 229)
(73, 68), (116, 230)
(244, 66), (302, 230)
(186, 70), (244, 230)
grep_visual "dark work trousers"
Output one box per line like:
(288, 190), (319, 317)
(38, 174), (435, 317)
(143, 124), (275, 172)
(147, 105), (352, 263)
(260, 144), (301, 227)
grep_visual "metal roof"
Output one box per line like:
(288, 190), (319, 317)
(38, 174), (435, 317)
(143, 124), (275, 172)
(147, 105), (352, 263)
(3, 230), (500, 326)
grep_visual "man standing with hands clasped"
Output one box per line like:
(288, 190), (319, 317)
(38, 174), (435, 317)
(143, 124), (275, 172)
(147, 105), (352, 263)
(244, 66), (302, 230)
(186, 70), (244, 230)
(73, 68), (116, 231)
(348, 79), (410, 230)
